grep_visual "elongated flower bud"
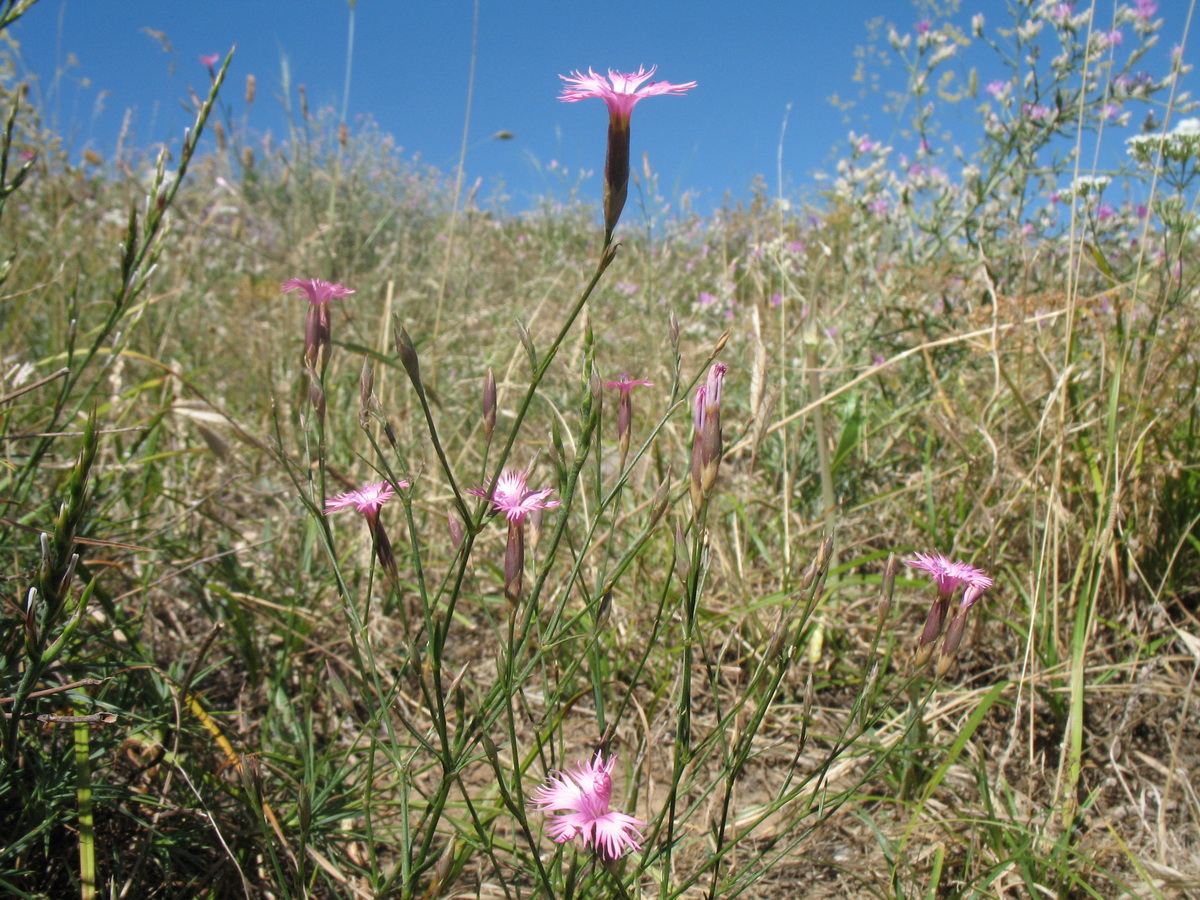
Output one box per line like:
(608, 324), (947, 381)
(690, 363), (728, 513)
(396, 326), (422, 393)
(603, 373), (653, 470)
(674, 520), (691, 587)
(504, 521), (524, 607)
(936, 610), (969, 677)
(649, 467), (672, 527)
(915, 595), (949, 668)
(359, 358), (375, 408)
(447, 510), (465, 549)
(483, 368), (497, 443)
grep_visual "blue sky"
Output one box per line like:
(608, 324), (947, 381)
(8, 0), (1195, 213)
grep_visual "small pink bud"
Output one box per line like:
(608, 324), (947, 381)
(447, 511), (464, 549)
(690, 363), (728, 509)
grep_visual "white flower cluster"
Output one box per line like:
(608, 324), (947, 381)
(1127, 118), (1200, 164)
(1068, 174), (1112, 196)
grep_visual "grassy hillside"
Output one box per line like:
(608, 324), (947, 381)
(2, 2), (1199, 897)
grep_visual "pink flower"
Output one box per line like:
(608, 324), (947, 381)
(1134, 0), (1158, 19)
(282, 278), (355, 381)
(558, 65), (697, 122)
(1023, 103), (1054, 122)
(470, 468), (560, 603)
(904, 551), (992, 597)
(469, 469), (560, 525)
(325, 480), (403, 517)
(281, 278), (356, 306)
(603, 373), (654, 397)
(200, 54), (220, 69)
(326, 480), (408, 584)
(559, 66), (696, 244)
(604, 374), (654, 462)
(905, 551), (993, 668)
(531, 752), (645, 861)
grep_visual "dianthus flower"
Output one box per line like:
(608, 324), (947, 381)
(559, 66), (696, 244)
(905, 551), (993, 671)
(470, 469), (560, 603)
(326, 479), (407, 584)
(470, 469), (560, 524)
(282, 278), (355, 378)
(530, 752), (645, 861)
(904, 551), (991, 597)
(603, 374), (654, 465)
(325, 480), (400, 516)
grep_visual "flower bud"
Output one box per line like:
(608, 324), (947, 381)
(447, 510), (465, 549)
(649, 468), (672, 527)
(504, 522), (524, 607)
(674, 520), (691, 586)
(482, 368), (497, 443)
(395, 326), (422, 393)
(936, 610), (969, 677)
(690, 364), (728, 509)
(304, 302), (332, 376)
(915, 595), (950, 667)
